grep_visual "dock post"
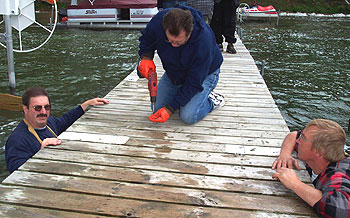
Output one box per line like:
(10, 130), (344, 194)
(50, 5), (54, 29)
(4, 15), (16, 95)
(276, 10), (280, 27)
(236, 26), (243, 39)
(255, 60), (266, 76)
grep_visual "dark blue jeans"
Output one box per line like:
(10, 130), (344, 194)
(155, 68), (220, 124)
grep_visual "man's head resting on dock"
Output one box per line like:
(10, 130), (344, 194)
(272, 119), (349, 217)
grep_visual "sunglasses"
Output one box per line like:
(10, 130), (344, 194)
(32, 104), (51, 112)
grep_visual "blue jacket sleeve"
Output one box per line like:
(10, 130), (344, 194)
(48, 106), (85, 135)
(6, 138), (37, 173)
(5, 122), (41, 173)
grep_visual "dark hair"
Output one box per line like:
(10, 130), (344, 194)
(162, 8), (193, 37)
(22, 87), (50, 107)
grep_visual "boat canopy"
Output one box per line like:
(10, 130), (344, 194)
(67, 0), (157, 9)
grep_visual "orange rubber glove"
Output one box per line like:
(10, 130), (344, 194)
(137, 59), (155, 79)
(148, 107), (173, 123)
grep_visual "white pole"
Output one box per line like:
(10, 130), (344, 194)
(4, 15), (16, 95)
(50, 5), (54, 29)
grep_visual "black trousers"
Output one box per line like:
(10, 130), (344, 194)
(210, 0), (238, 44)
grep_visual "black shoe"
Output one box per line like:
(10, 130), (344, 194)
(227, 43), (237, 54)
(218, 44), (223, 52)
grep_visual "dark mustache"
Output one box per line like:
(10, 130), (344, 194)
(36, 114), (47, 118)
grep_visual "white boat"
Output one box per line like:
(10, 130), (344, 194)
(237, 2), (280, 25)
(61, 0), (158, 29)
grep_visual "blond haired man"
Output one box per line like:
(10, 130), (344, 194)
(272, 119), (349, 218)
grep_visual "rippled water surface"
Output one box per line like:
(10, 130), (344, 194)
(0, 15), (349, 181)
(240, 16), (350, 131)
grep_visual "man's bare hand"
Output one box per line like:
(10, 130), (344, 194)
(81, 98), (109, 111)
(272, 167), (301, 190)
(272, 153), (301, 170)
(41, 138), (61, 149)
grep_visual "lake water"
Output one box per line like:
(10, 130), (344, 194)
(240, 16), (350, 131)
(0, 15), (349, 181)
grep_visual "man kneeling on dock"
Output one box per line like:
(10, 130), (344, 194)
(272, 119), (350, 218)
(5, 86), (109, 173)
(138, 6), (224, 124)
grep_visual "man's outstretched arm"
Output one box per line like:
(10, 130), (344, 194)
(80, 98), (109, 111)
(272, 131), (301, 170)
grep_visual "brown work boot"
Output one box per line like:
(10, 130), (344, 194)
(227, 43), (237, 54)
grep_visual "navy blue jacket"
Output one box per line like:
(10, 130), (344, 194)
(139, 5), (223, 110)
(5, 106), (84, 173)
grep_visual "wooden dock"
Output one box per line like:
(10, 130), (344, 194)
(0, 39), (317, 217)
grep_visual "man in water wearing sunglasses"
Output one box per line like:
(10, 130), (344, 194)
(5, 86), (109, 173)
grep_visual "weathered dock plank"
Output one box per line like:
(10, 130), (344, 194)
(0, 184), (312, 218)
(20, 149), (311, 182)
(0, 39), (317, 217)
(1, 172), (312, 214)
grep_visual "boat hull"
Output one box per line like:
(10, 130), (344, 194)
(63, 0), (158, 29)
(236, 3), (280, 25)
(241, 9), (278, 18)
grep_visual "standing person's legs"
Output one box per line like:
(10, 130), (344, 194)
(210, 2), (224, 48)
(179, 68), (220, 124)
(222, 0), (237, 53)
(222, 0), (236, 44)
